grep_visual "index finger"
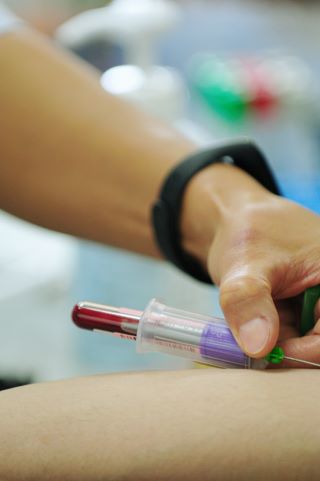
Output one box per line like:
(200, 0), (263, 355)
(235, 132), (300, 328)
(276, 333), (320, 368)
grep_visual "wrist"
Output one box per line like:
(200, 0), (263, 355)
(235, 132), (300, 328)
(180, 163), (272, 272)
(152, 139), (280, 283)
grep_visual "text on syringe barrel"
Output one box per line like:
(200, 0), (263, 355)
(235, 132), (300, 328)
(136, 299), (251, 369)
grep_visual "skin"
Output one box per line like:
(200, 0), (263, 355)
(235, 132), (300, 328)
(0, 368), (320, 481)
(1, 27), (320, 364)
(0, 28), (194, 258)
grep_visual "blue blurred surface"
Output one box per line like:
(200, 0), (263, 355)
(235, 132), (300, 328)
(280, 174), (320, 214)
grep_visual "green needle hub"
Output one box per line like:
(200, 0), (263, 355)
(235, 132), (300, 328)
(265, 346), (284, 364)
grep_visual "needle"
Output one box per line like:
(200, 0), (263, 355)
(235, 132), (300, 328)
(265, 346), (320, 368)
(282, 356), (320, 368)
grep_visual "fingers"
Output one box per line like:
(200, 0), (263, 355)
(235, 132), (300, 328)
(277, 333), (320, 368)
(274, 318), (320, 368)
(219, 273), (279, 358)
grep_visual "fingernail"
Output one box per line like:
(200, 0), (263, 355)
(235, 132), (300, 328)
(239, 318), (270, 355)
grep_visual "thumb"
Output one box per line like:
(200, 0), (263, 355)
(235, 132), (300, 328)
(219, 273), (279, 358)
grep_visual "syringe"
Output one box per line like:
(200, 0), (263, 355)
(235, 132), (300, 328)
(72, 298), (320, 369)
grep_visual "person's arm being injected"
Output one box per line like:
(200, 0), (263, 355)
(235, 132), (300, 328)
(1, 369), (320, 481)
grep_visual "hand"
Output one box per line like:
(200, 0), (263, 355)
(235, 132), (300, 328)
(210, 191), (320, 366)
(181, 163), (320, 366)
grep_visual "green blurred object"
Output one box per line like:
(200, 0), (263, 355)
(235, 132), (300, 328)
(189, 56), (247, 123)
(265, 346), (284, 364)
(300, 285), (320, 336)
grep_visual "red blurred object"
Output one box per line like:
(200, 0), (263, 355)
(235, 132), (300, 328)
(241, 58), (277, 116)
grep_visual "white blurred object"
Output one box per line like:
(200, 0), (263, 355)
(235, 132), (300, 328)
(0, 211), (75, 302)
(101, 64), (186, 122)
(57, 0), (187, 122)
(0, 3), (23, 33)
(0, 211), (78, 381)
(56, 0), (180, 57)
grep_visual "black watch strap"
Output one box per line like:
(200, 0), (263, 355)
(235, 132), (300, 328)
(152, 139), (281, 283)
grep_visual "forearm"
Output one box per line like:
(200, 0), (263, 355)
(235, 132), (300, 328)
(0, 28), (273, 264)
(0, 369), (319, 481)
(0, 28), (196, 257)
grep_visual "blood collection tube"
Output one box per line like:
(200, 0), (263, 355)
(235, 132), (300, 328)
(72, 298), (267, 369)
(72, 301), (141, 340)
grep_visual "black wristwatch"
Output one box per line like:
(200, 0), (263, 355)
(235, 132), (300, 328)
(152, 139), (281, 283)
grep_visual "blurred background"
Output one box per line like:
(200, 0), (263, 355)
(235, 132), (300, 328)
(1, 0), (320, 385)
